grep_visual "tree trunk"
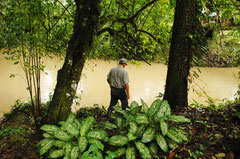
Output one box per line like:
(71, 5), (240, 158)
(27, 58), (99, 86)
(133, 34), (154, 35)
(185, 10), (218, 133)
(163, 0), (197, 109)
(47, 0), (101, 123)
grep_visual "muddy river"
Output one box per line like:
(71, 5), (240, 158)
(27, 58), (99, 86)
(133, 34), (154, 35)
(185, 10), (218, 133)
(0, 55), (239, 116)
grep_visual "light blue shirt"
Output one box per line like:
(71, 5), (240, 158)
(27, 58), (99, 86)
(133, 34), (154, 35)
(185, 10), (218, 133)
(107, 65), (130, 89)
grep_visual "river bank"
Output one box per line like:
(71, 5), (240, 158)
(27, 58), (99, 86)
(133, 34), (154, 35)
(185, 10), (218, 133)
(193, 53), (239, 67)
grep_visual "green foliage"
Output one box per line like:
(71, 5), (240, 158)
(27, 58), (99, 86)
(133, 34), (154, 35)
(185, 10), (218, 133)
(0, 125), (27, 137)
(191, 83), (240, 111)
(192, 0), (240, 67)
(37, 113), (107, 158)
(141, 127), (156, 143)
(126, 145), (136, 159)
(3, 99), (31, 118)
(155, 133), (168, 153)
(106, 99), (191, 158)
(39, 139), (55, 156)
(3, 99), (51, 127)
(49, 149), (65, 158)
(204, 30), (240, 67)
(40, 125), (60, 134)
(38, 100), (191, 158)
(79, 116), (95, 137)
(105, 150), (118, 159)
(135, 141), (151, 159)
(90, 0), (174, 62)
(81, 144), (103, 159)
(0, 0), (75, 128)
(77, 104), (107, 120)
(0, 0), (73, 53)
(108, 135), (129, 147)
(87, 129), (108, 141)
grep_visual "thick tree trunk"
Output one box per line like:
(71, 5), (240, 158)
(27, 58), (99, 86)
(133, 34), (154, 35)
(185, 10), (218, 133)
(47, 0), (101, 123)
(163, 0), (197, 109)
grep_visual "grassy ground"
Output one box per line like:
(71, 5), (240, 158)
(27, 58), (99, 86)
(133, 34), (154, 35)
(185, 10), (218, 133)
(0, 111), (40, 159)
(0, 100), (239, 159)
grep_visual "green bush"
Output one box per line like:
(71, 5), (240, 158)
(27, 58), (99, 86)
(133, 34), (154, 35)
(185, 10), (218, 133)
(104, 99), (191, 159)
(37, 99), (191, 159)
(3, 99), (31, 118)
(37, 113), (107, 159)
(0, 125), (27, 137)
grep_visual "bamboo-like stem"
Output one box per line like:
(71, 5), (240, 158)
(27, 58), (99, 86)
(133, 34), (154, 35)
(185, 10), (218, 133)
(37, 49), (42, 115)
(32, 49), (37, 108)
(28, 49), (38, 127)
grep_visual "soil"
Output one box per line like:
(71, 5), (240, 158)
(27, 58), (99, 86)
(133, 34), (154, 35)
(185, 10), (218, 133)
(0, 104), (239, 159)
(0, 111), (41, 159)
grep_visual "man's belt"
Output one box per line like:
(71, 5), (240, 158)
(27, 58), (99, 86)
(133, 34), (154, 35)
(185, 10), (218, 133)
(110, 86), (125, 90)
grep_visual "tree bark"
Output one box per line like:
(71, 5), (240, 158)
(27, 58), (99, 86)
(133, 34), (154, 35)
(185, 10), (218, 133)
(163, 0), (197, 109)
(47, 0), (101, 123)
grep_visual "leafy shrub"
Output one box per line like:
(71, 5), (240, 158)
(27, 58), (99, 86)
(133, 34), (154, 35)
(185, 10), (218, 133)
(0, 125), (27, 137)
(3, 99), (31, 118)
(103, 99), (191, 159)
(37, 99), (191, 159)
(37, 113), (108, 159)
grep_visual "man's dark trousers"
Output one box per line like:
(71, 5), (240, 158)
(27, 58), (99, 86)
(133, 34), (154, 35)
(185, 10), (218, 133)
(107, 87), (128, 120)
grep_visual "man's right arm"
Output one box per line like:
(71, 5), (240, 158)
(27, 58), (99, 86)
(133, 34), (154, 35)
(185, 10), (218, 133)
(123, 71), (130, 99)
(125, 83), (130, 100)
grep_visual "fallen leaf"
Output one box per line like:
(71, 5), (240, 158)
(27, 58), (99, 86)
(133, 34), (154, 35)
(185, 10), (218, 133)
(191, 128), (197, 134)
(168, 151), (176, 159)
(227, 151), (234, 159)
(210, 146), (215, 151)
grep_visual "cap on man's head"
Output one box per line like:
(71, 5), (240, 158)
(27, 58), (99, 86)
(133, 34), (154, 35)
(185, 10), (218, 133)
(119, 58), (127, 65)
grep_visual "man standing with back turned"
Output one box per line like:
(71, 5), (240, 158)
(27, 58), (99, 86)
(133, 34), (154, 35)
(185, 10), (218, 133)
(107, 58), (130, 120)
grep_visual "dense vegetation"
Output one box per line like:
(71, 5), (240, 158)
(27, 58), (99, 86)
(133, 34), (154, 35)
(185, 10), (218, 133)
(0, 96), (239, 158)
(0, 0), (239, 158)
(1, 0), (239, 64)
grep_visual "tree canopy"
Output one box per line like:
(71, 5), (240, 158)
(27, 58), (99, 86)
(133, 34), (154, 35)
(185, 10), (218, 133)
(1, 0), (239, 62)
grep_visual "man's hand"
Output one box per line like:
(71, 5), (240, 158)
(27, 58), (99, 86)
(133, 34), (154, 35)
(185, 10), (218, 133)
(125, 83), (130, 100)
(127, 93), (130, 100)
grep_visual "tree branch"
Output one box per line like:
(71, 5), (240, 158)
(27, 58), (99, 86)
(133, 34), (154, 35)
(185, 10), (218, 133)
(57, 0), (74, 18)
(138, 29), (164, 45)
(131, 0), (159, 20)
(132, 0), (135, 15)
(133, 51), (152, 65)
(101, 0), (159, 30)
(97, 27), (116, 36)
(48, 4), (70, 33)
(99, 14), (115, 26)
(117, 0), (157, 22)
(116, 1), (132, 15)
(113, 0), (159, 31)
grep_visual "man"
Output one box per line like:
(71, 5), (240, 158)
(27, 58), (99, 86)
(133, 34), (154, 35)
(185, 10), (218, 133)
(107, 58), (130, 120)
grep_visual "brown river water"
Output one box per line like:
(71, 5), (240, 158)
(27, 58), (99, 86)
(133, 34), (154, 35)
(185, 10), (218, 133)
(0, 55), (239, 116)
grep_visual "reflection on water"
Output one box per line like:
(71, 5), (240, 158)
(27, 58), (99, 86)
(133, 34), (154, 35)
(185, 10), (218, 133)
(0, 55), (239, 116)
